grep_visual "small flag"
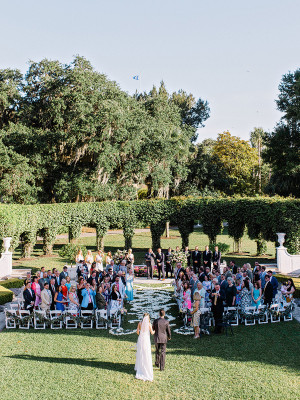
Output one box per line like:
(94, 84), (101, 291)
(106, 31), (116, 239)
(133, 75), (139, 80)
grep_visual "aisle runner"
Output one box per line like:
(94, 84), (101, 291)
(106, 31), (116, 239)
(109, 287), (174, 335)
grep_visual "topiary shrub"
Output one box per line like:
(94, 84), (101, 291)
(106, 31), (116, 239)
(209, 242), (230, 254)
(58, 244), (87, 261)
(0, 285), (13, 305)
(0, 278), (24, 289)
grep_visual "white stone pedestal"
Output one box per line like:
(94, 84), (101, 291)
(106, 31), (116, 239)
(0, 252), (13, 280)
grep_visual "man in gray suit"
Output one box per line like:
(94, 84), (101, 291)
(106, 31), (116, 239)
(152, 309), (171, 371)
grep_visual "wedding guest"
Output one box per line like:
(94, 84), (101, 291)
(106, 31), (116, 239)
(54, 286), (66, 313)
(244, 263), (253, 282)
(77, 277), (85, 305)
(184, 246), (191, 267)
(105, 251), (112, 268)
(68, 285), (80, 315)
(194, 282), (206, 308)
(203, 245), (212, 269)
(253, 268), (261, 288)
(96, 285), (107, 310)
(110, 284), (122, 315)
(125, 268), (134, 301)
(251, 281), (262, 308)
(31, 276), (42, 309)
(81, 282), (96, 310)
(268, 270), (278, 299)
(23, 280), (35, 313)
(145, 248), (155, 279)
(40, 282), (52, 311)
(44, 270), (52, 285)
(229, 260), (238, 275)
(236, 267), (243, 281)
(210, 283), (225, 334)
(54, 270), (61, 287)
(165, 247), (173, 278)
(190, 274), (200, 296)
(65, 276), (72, 292)
(40, 267), (46, 278)
(61, 279), (68, 303)
(95, 250), (104, 271)
(235, 279), (242, 305)
(285, 278), (296, 303)
(156, 248), (165, 280)
(49, 278), (56, 310)
(119, 260), (127, 274)
(198, 267), (206, 282)
(240, 279), (252, 311)
(85, 250), (94, 270)
(38, 272), (45, 291)
(260, 266), (267, 289)
(59, 265), (69, 282)
(225, 277), (237, 306)
(212, 246), (221, 270)
(182, 282), (192, 310)
(192, 246), (201, 273)
(191, 292), (201, 339)
(263, 275), (273, 307)
(87, 271), (99, 286)
(101, 277), (111, 303)
(75, 249), (84, 267)
(220, 274), (228, 298)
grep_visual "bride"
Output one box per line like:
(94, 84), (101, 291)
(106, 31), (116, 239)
(135, 313), (155, 381)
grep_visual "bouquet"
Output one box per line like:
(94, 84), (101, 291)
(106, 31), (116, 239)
(113, 249), (127, 264)
(171, 250), (187, 266)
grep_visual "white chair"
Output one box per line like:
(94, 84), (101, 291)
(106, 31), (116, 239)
(225, 307), (239, 326)
(257, 305), (268, 324)
(270, 304), (280, 323)
(34, 310), (46, 329)
(8, 303), (19, 311)
(50, 310), (63, 329)
(80, 310), (94, 329)
(65, 310), (78, 329)
(5, 309), (17, 329)
(244, 306), (256, 325)
(110, 311), (121, 328)
(200, 307), (214, 327)
(280, 303), (293, 322)
(96, 309), (108, 329)
(18, 310), (31, 329)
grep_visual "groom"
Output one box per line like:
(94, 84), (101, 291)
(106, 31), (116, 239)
(152, 309), (171, 371)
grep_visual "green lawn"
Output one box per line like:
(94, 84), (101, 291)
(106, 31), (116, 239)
(0, 304), (299, 400)
(13, 227), (276, 273)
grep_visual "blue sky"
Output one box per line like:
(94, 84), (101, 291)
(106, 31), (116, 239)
(1, 0), (299, 141)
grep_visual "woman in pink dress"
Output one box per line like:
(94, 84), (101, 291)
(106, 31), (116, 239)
(31, 276), (41, 308)
(182, 282), (192, 310)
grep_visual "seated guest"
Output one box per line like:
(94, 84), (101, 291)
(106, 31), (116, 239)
(40, 282), (52, 311)
(81, 282), (96, 310)
(68, 285), (80, 315)
(225, 277), (237, 306)
(54, 285), (67, 313)
(96, 285), (107, 310)
(23, 280), (36, 313)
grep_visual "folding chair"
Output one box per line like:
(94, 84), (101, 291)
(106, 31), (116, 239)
(19, 310), (31, 329)
(225, 307), (239, 326)
(34, 310), (47, 329)
(257, 305), (268, 324)
(96, 309), (108, 329)
(244, 306), (256, 326)
(200, 307), (214, 326)
(281, 303), (293, 322)
(110, 311), (121, 328)
(65, 310), (78, 329)
(80, 310), (94, 329)
(50, 310), (63, 329)
(270, 304), (280, 323)
(5, 309), (17, 329)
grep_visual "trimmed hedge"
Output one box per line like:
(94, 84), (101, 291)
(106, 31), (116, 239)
(275, 274), (300, 298)
(0, 197), (299, 257)
(0, 285), (13, 305)
(0, 278), (24, 289)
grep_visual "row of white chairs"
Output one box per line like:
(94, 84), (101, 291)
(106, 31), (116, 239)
(4, 308), (121, 330)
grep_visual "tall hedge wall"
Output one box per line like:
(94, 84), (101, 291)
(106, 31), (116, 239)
(0, 197), (299, 257)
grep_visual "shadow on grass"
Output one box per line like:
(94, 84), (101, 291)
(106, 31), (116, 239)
(6, 354), (134, 374)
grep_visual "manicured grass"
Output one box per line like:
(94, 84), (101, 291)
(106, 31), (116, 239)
(0, 314), (299, 400)
(12, 227), (276, 273)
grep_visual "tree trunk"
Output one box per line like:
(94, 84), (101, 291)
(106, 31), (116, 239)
(165, 221), (170, 238)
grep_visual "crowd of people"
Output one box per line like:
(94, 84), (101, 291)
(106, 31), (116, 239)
(22, 249), (136, 316)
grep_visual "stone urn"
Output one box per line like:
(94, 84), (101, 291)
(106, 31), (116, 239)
(276, 233), (286, 248)
(3, 237), (12, 253)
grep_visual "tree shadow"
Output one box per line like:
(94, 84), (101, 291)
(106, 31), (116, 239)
(6, 354), (134, 375)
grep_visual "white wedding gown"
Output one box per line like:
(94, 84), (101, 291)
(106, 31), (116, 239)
(135, 316), (153, 381)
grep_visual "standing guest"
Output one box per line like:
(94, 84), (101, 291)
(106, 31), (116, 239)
(210, 283), (225, 334)
(40, 282), (52, 311)
(203, 245), (212, 270)
(235, 279), (242, 306)
(95, 250), (104, 271)
(40, 267), (46, 279)
(49, 278), (57, 310)
(125, 268), (134, 301)
(54, 270), (61, 287)
(198, 267), (206, 283)
(110, 284), (122, 315)
(25, 271), (32, 283)
(263, 275), (274, 307)
(192, 246), (201, 274)
(240, 280), (252, 311)
(220, 274), (228, 299)
(145, 248), (155, 280)
(236, 267), (242, 281)
(251, 282), (262, 308)
(285, 279), (296, 303)
(190, 274), (200, 296)
(268, 270), (278, 299)
(23, 280), (35, 313)
(260, 266), (267, 289)
(87, 271), (99, 286)
(105, 251), (112, 268)
(225, 277), (237, 306)
(191, 292), (201, 339)
(165, 247), (173, 278)
(119, 260), (128, 274)
(229, 260), (238, 275)
(101, 277), (111, 304)
(181, 282), (192, 310)
(81, 283), (96, 310)
(38, 272), (45, 291)
(54, 286), (66, 313)
(61, 279), (68, 302)
(31, 276), (42, 309)
(224, 267), (232, 280)
(184, 246), (191, 267)
(194, 282), (206, 308)
(75, 249), (84, 268)
(77, 277), (85, 305)
(127, 249), (135, 269)
(65, 276), (72, 292)
(68, 286), (80, 315)
(156, 248), (165, 280)
(253, 268), (261, 288)
(212, 246), (221, 270)
(107, 267), (115, 281)
(244, 263), (253, 282)
(44, 270), (52, 285)
(59, 266), (69, 282)
(96, 285), (107, 310)
(85, 250), (94, 270)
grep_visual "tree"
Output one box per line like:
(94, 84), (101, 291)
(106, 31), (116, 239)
(0, 69), (23, 129)
(250, 127), (270, 194)
(263, 68), (300, 197)
(212, 131), (259, 195)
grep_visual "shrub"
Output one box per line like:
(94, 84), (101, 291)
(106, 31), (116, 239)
(58, 244), (87, 261)
(0, 278), (24, 289)
(0, 285), (13, 305)
(209, 242), (230, 254)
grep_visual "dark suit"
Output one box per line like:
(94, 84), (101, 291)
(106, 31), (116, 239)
(152, 317), (171, 370)
(210, 289), (225, 333)
(185, 250), (191, 267)
(87, 275), (99, 285)
(156, 252), (165, 280)
(220, 279), (228, 299)
(59, 271), (68, 282)
(145, 251), (155, 279)
(49, 283), (56, 310)
(192, 250), (201, 273)
(23, 288), (36, 313)
(165, 251), (173, 278)
(203, 250), (212, 268)
(212, 251), (221, 269)
(263, 281), (273, 307)
(270, 276), (278, 299)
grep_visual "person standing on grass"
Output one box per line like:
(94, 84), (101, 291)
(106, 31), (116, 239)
(145, 248), (155, 279)
(152, 309), (171, 371)
(263, 275), (273, 307)
(156, 248), (165, 280)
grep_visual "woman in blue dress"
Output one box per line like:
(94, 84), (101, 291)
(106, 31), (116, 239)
(125, 268), (134, 302)
(251, 281), (262, 308)
(54, 285), (66, 313)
